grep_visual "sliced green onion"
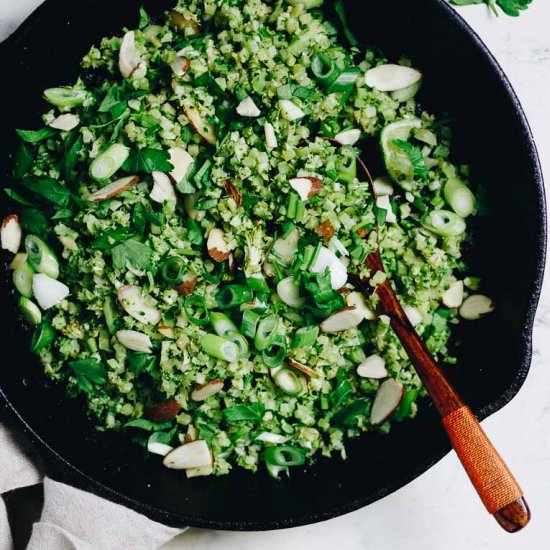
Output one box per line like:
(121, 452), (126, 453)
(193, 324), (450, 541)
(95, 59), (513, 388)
(13, 262), (34, 297)
(443, 178), (476, 218)
(210, 311), (238, 336)
(161, 256), (186, 285)
(327, 67), (361, 93)
(286, 193), (298, 219)
(254, 315), (280, 351)
(264, 445), (305, 479)
(43, 87), (88, 108)
(338, 146), (357, 184)
(86, 337), (98, 353)
(31, 321), (55, 353)
(103, 296), (117, 335)
(19, 297), (42, 326)
(292, 325), (319, 348)
(273, 367), (303, 397)
(311, 53), (340, 88)
(184, 295), (210, 326)
(200, 333), (239, 362)
(225, 329), (249, 358)
(246, 274), (270, 293)
(262, 335), (288, 368)
(215, 285), (253, 309)
(25, 235), (59, 279)
(294, 200), (305, 222)
(89, 143), (129, 181)
(421, 209), (466, 237)
(241, 309), (260, 339)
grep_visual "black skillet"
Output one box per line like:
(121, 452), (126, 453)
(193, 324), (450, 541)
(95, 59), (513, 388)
(0, 0), (545, 531)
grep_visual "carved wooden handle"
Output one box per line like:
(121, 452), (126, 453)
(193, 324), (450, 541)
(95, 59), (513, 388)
(442, 406), (530, 531)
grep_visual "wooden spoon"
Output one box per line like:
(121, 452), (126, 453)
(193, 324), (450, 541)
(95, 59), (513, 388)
(354, 155), (530, 532)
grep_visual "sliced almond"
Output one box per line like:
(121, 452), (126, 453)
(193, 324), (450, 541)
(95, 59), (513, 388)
(157, 323), (175, 339)
(117, 285), (161, 325)
(88, 176), (140, 202)
(184, 105), (216, 144)
(320, 306), (364, 333)
(185, 425), (198, 443)
(148, 441), (174, 457)
(279, 99), (305, 121)
(174, 274), (197, 296)
(163, 440), (212, 470)
(49, 113), (80, 131)
(170, 56), (190, 77)
(236, 96), (261, 117)
(264, 122), (278, 149)
(145, 400), (181, 423)
(116, 330), (152, 353)
(288, 176), (322, 201)
(186, 464), (214, 478)
(459, 294), (495, 321)
(150, 171), (177, 203)
(346, 291), (377, 321)
(404, 305), (423, 327)
(1, 214), (22, 254)
(365, 64), (422, 92)
(119, 31), (142, 78)
(223, 179), (242, 207)
(271, 228), (300, 265)
(287, 358), (317, 378)
(357, 354), (387, 379)
(276, 276), (305, 309)
(32, 273), (69, 310)
(370, 378), (404, 425)
(442, 281), (464, 309)
(8, 252), (27, 270)
(372, 174), (394, 196)
(310, 246), (348, 290)
(168, 147), (194, 184)
(207, 228), (230, 262)
(334, 128), (361, 146)
(191, 379), (224, 402)
(315, 220), (335, 243)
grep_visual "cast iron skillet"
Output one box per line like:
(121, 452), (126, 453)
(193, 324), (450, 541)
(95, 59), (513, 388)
(0, 0), (545, 531)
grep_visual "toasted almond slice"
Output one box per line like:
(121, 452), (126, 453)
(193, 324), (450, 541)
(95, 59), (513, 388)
(191, 379), (224, 402)
(370, 378), (404, 425)
(459, 294), (495, 321)
(264, 122), (278, 149)
(148, 441), (174, 457)
(223, 179), (242, 207)
(372, 174), (394, 196)
(207, 228), (230, 262)
(277, 277), (305, 309)
(168, 147), (194, 184)
(314, 220), (335, 243)
(116, 330), (152, 353)
(404, 305), (423, 327)
(346, 291), (377, 321)
(49, 113), (80, 131)
(334, 128), (361, 146)
(163, 440), (212, 470)
(88, 176), (139, 202)
(365, 64), (422, 92)
(310, 246), (348, 290)
(1, 215), (22, 254)
(174, 274), (197, 296)
(150, 171), (177, 203)
(256, 432), (289, 444)
(357, 354), (387, 379)
(272, 228), (300, 265)
(119, 31), (142, 78)
(320, 306), (364, 333)
(9, 252), (27, 270)
(185, 425), (198, 443)
(287, 358), (317, 378)
(117, 285), (161, 325)
(279, 99), (305, 121)
(145, 400), (182, 423)
(157, 323), (175, 339)
(289, 176), (322, 201)
(442, 281), (464, 309)
(237, 96), (261, 117)
(186, 464), (214, 478)
(184, 105), (216, 144)
(170, 56), (190, 77)
(32, 273), (69, 310)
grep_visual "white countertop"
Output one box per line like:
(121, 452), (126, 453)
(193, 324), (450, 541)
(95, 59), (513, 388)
(1, 1), (549, 548)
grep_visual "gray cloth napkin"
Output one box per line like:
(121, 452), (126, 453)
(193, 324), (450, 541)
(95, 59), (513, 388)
(0, 422), (184, 549)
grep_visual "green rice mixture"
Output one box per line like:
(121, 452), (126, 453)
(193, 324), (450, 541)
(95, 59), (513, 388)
(4, 0), (486, 478)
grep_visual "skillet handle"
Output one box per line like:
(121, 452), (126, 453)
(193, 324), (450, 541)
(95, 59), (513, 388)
(442, 406), (530, 532)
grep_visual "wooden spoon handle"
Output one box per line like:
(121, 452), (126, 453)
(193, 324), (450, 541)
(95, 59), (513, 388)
(442, 406), (530, 531)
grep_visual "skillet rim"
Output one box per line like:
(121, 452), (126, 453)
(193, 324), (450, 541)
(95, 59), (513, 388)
(0, 0), (546, 530)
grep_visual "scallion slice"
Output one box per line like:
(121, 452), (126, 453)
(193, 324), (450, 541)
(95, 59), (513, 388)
(225, 329), (249, 358)
(326, 67), (361, 93)
(103, 296), (117, 335)
(19, 297), (42, 326)
(421, 209), (467, 237)
(254, 315), (280, 351)
(246, 274), (270, 293)
(443, 178), (476, 218)
(264, 445), (306, 479)
(184, 295), (210, 326)
(262, 335), (288, 368)
(311, 53), (340, 88)
(13, 261), (34, 297)
(292, 325), (319, 348)
(273, 367), (303, 397)
(215, 285), (253, 309)
(31, 321), (55, 353)
(200, 334), (239, 362)
(89, 143), (130, 181)
(43, 87), (88, 108)
(241, 309), (260, 339)
(161, 256), (186, 285)
(210, 311), (238, 336)
(25, 235), (59, 279)
(338, 146), (357, 184)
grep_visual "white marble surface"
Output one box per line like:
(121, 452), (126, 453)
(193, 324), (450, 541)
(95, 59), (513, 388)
(1, 1), (549, 548)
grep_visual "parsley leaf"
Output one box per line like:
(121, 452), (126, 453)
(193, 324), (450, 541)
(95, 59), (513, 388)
(19, 208), (49, 237)
(449, 0), (533, 17)
(122, 147), (173, 173)
(92, 227), (136, 250)
(392, 139), (429, 180)
(139, 7), (150, 29)
(223, 403), (265, 423)
(13, 143), (33, 179)
(20, 176), (72, 206)
(334, 0), (359, 46)
(4, 188), (37, 206)
(127, 352), (156, 376)
(112, 239), (154, 270)
(16, 127), (56, 143)
(125, 418), (173, 431)
(68, 358), (107, 394)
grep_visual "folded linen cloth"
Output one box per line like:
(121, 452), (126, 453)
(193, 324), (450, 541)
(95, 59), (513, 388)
(0, 421), (183, 549)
